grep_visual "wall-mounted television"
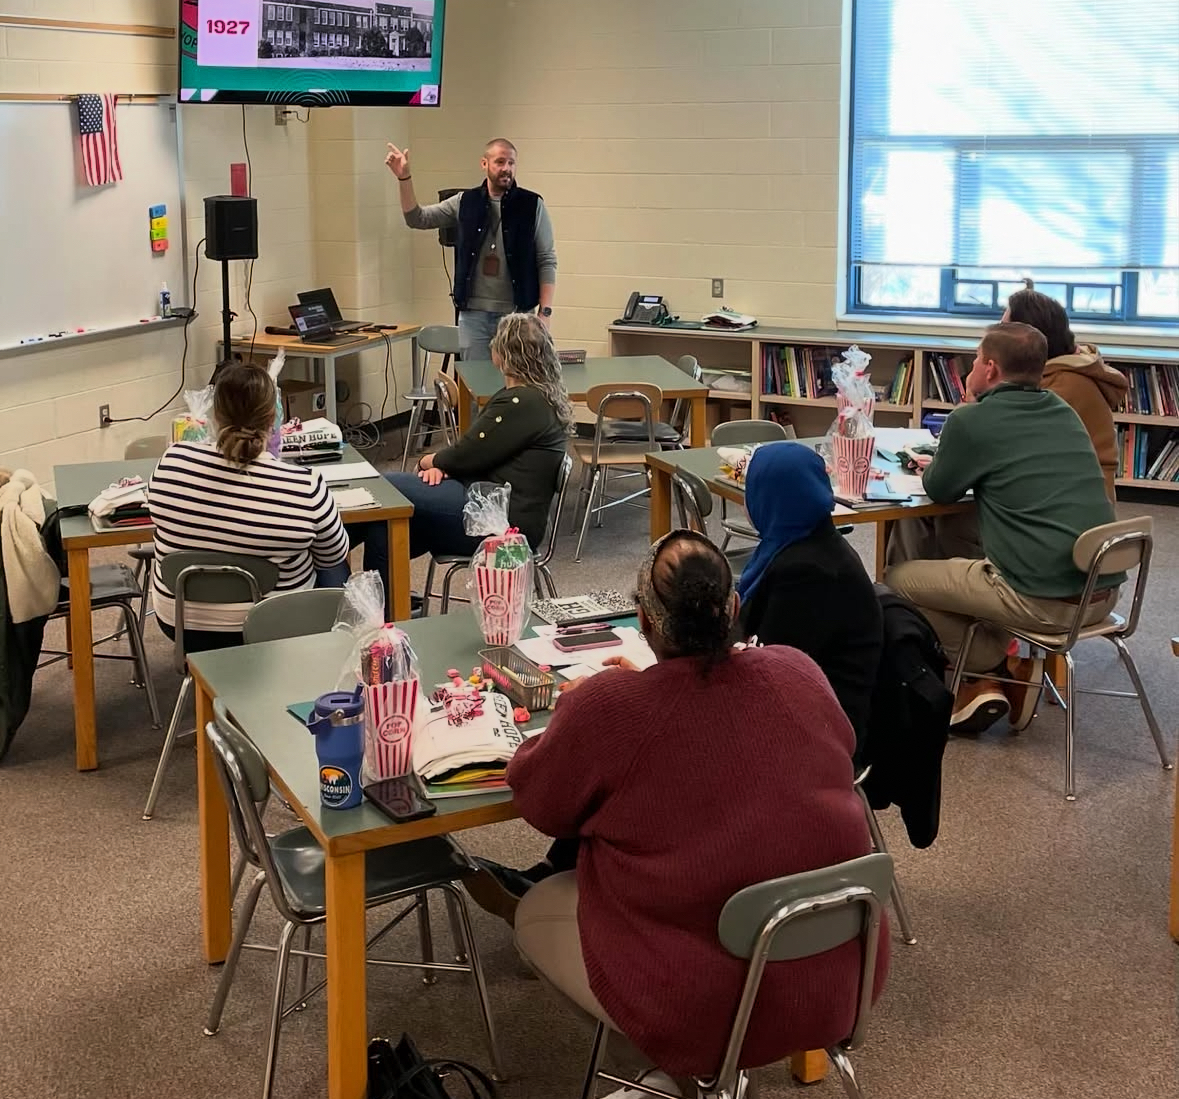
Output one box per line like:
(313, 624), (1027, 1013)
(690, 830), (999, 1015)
(178, 1), (445, 107)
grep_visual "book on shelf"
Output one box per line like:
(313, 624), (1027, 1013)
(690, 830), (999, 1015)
(1114, 364), (1179, 418)
(1116, 424), (1179, 481)
(924, 353), (968, 404)
(888, 355), (914, 405)
(760, 345), (838, 399)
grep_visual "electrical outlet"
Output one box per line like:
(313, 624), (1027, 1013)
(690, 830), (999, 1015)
(312, 391), (327, 412)
(711, 278), (724, 298)
(98, 404), (111, 429)
(274, 105), (289, 126)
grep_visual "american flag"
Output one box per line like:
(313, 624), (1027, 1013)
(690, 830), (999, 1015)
(76, 93), (122, 187)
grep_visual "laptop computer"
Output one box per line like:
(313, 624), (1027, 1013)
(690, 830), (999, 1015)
(288, 302), (368, 347)
(297, 287), (367, 333)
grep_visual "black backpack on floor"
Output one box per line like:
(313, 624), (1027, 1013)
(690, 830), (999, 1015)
(860, 586), (953, 849)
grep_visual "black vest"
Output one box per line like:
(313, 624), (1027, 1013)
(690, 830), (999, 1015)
(453, 182), (542, 313)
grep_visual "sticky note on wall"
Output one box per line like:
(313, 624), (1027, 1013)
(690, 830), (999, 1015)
(149, 204), (166, 219)
(150, 216), (168, 231)
(149, 204), (169, 254)
(152, 238), (169, 253)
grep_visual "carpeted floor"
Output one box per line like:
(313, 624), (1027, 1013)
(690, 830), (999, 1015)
(1, 440), (1177, 1099)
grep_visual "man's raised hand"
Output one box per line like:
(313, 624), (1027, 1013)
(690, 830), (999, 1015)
(385, 143), (410, 180)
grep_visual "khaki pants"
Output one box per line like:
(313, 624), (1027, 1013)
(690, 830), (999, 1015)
(886, 557), (1116, 674)
(885, 511), (983, 570)
(514, 873), (714, 1095)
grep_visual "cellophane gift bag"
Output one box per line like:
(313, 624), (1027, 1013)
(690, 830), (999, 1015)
(463, 483), (534, 647)
(333, 572), (421, 780)
(822, 345), (876, 498)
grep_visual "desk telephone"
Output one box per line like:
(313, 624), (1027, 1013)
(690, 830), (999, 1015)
(620, 292), (671, 325)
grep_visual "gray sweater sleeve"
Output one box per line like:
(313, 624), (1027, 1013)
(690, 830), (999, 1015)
(535, 199), (558, 286)
(403, 191), (461, 231)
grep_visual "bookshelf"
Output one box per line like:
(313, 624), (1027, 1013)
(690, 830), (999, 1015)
(606, 323), (1179, 494)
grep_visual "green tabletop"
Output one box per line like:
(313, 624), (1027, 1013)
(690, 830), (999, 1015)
(53, 443), (410, 545)
(189, 612), (553, 843)
(458, 355), (710, 401)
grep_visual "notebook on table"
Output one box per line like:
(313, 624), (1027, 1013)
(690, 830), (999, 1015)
(530, 590), (637, 626)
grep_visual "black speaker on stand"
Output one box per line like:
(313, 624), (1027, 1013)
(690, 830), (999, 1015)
(204, 195), (259, 381)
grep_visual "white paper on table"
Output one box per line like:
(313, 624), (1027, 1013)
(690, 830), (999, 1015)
(873, 428), (936, 454)
(512, 626), (656, 673)
(889, 473), (929, 497)
(331, 487), (378, 509)
(319, 460), (380, 483)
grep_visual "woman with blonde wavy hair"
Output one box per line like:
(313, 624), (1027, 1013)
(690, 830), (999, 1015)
(353, 312), (572, 602)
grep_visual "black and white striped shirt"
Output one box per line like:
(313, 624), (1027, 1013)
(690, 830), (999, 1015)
(147, 442), (349, 631)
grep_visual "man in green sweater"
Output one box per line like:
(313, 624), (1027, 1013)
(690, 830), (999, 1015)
(887, 322), (1119, 734)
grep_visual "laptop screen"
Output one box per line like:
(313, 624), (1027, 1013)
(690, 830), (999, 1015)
(289, 302), (332, 336)
(297, 287), (342, 323)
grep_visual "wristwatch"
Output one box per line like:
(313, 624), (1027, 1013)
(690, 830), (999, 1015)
(539, 306), (553, 317)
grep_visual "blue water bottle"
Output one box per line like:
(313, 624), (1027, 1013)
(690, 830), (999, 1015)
(305, 686), (365, 810)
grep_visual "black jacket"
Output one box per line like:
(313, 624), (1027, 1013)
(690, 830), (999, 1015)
(432, 386), (567, 548)
(738, 520), (883, 753)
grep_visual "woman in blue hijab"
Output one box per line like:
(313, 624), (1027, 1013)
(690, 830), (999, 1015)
(737, 442), (883, 750)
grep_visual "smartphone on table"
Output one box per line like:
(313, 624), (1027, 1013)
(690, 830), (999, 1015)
(552, 629), (622, 653)
(363, 773), (437, 822)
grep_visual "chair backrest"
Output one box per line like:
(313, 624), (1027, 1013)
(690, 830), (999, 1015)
(586, 384), (663, 461)
(708, 852), (893, 1092)
(672, 468), (713, 531)
(124, 435), (169, 460)
(205, 699), (304, 925)
(711, 419), (789, 447)
(534, 453), (575, 569)
(1066, 515), (1153, 641)
(434, 373), (461, 445)
(160, 550), (280, 671)
(417, 324), (462, 357)
(243, 587), (344, 645)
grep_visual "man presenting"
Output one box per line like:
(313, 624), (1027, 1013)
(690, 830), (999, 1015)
(385, 138), (557, 362)
(887, 322), (1119, 735)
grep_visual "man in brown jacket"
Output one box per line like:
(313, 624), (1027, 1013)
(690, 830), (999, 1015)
(1005, 287), (1128, 500)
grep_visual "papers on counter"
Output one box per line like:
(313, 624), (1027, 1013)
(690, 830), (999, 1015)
(319, 460), (380, 483)
(873, 427), (936, 456)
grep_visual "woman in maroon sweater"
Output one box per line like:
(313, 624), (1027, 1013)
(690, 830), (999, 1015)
(508, 531), (888, 1084)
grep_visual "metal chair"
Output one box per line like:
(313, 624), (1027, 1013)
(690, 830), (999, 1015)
(571, 384), (662, 562)
(578, 853), (893, 1099)
(242, 588), (345, 645)
(123, 435), (169, 630)
(947, 516), (1173, 800)
(422, 453), (574, 615)
(141, 551), (279, 821)
(433, 372), (461, 446)
(602, 355), (702, 449)
(710, 420), (790, 551)
(401, 325), (461, 471)
(853, 767), (917, 946)
(671, 468), (753, 579)
(39, 565), (162, 729)
(202, 700), (504, 1099)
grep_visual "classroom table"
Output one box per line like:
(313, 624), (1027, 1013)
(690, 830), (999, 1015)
(645, 442), (975, 580)
(455, 356), (711, 447)
(53, 446), (413, 772)
(190, 616), (831, 1098)
(228, 326), (421, 425)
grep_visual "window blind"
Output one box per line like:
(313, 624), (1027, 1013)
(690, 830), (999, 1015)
(849, 0), (1179, 273)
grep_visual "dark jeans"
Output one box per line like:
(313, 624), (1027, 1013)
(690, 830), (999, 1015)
(348, 473), (484, 601)
(546, 837), (580, 872)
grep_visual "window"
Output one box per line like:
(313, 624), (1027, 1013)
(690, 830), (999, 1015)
(847, 0), (1179, 327)
(266, 4), (275, 19)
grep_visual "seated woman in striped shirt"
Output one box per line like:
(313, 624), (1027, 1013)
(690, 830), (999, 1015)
(147, 362), (350, 652)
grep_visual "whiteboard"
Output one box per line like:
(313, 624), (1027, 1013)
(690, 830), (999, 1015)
(0, 100), (187, 351)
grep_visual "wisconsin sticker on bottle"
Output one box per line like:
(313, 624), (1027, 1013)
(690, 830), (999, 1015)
(320, 764), (358, 810)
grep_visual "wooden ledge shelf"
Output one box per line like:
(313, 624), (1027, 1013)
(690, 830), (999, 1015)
(0, 15), (175, 38)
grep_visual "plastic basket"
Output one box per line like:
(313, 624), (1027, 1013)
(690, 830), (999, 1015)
(479, 647), (557, 711)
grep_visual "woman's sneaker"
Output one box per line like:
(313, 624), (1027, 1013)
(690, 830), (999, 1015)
(950, 679), (1010, 736)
